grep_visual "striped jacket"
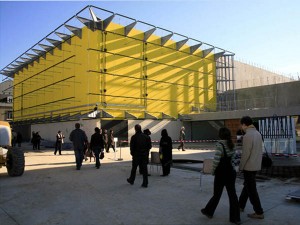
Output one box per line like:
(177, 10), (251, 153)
(212, 140), (235, 175)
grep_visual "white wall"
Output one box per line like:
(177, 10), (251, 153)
(32, 118), (191, 144)
(127, 119), (190, 142)
(32, 119), (100, 143)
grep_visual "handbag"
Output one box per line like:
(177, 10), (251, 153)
(159, 153), (163, 160)
(100, 152), (105, 159)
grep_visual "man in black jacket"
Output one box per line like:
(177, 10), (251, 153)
(127, 124), (152, 188)
(90, 127), (104, 169)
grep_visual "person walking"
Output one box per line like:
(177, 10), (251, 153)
(31, 131), (38, 150)
(239, 116), (264, 219)
(69, 123), (88, 170)
(106, 129), (116, 153)
(36, 132), (42, 150)
(159, 129), (173, 176)
(127, 124), (152, 188)
(177, 126), (186, 151)
(54, 130), (65, 155)
(201, 127), (241, 225)
(90, 127), (105, 169)
(103, 129), (108, 153)
(139, 129), (152, 175)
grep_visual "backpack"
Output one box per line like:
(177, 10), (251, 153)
(215, 142), (233, 174)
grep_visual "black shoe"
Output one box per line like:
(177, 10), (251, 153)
(141, 184), (148, 188)
(76, 167), (80, 170)
(160, 174), (168, 177)
(127, 178), (134, 185)
(201, 209), (212, 219)
(230, 220), (241, 225)
(96, 166), (100, 169)
(182, 149), (186, 151)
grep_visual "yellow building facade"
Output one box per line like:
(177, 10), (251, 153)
(2, 6), (234, 123)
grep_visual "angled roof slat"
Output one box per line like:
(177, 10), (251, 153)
(214, 51), (226, 61)
(32, 49), (46, 55)
(144, 27), (156, 42)
(103, 14), (115, 30)
(25, 53), (38, 59)
(55, 32), (71, 41)
(64, 25), (82, 38)
(46, 38), (62, 48)
(161, 33), (173, 46)
(190, 43), (202, 54)
(202, 47), (215, 58)
(176, 38), (189, 51)
(38, 43), (54, 52)
(125, 21), (137, 36)
(77, 16), (95, 31)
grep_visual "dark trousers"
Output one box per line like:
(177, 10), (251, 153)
(74, 149), (84, 169)
(128, 156), (148, 186)
(106, 142), (115, 152)
(178, 141), (184, 150)
(93, 147), (101, 168)
(203, 170), (240, 222)
(161, 159), (171, 175)
(32, 141), (37, 150)
(239, 171), (264, 215)
(54, 141), (62, 155)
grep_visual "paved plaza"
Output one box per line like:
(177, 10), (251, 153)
(1, 144), (299, 225)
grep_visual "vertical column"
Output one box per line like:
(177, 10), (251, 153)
(100, 30), (107, 106)
(142, 42), (148, 108)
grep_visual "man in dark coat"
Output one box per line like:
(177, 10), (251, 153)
(127, 124), (152, 188)
(69, 123), (88, 170)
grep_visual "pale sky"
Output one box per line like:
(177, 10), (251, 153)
(1, 0), (300, 82)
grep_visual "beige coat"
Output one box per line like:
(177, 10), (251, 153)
(239, 125), (263, 171)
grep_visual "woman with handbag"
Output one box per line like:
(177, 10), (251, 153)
(159, 129), (173, 177)
(201, 127), (241, 225)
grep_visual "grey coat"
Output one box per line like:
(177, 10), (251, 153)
(239, 125), (263, 171)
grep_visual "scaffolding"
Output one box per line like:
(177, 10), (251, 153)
(216, 54), (236, 111)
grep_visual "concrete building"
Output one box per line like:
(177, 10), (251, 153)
(234, 60), (295, 89)
(0, 80), (13, 121)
